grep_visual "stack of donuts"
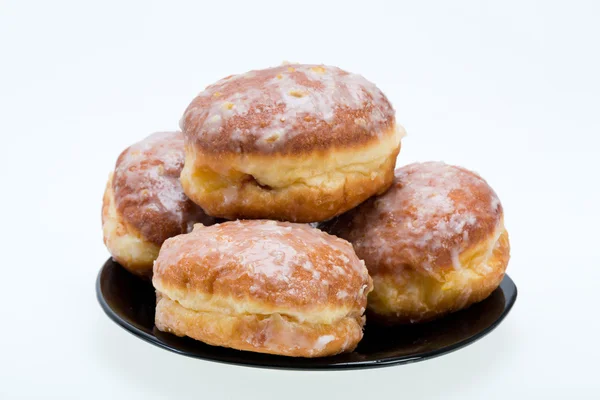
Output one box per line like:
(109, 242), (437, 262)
(102, 63), (510, 357)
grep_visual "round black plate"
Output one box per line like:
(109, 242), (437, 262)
(96, 258), (517, 370)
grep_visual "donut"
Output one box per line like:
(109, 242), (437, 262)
(102, 132), (216, 276)
(152, 220), (373, 357)
(321, 162), (510, 324)
(179, 63), (404, 223)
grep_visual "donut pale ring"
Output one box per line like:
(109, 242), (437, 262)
(321, 162), (510, 324)
(102, 132), (216, 276)
(152, 220), (373, 357)
(180, 64), (404, 223)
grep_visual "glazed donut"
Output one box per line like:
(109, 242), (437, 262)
(179, 63), (404, 223)
(102, 132), (215, 276)
(152, 220), (373, 357)
(321, 162), (510, 324)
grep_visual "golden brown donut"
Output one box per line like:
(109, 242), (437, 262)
(321, 162), (510, 324)
(152, 220), (373, 357)
(102, 132), (216, 276)
(179, 63), (404, 223)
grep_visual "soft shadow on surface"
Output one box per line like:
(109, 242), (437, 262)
(93, 312), (517, 400)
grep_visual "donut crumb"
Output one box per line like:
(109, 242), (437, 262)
(289, 89), (307, 98)
(310, 66), (327, 74)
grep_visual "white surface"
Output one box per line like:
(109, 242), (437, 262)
(1, 0), (599, 398)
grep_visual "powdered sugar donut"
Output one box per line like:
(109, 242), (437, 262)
(153, 220), (373, 357)
(321, 162), (510, 324)
(102, 132), (216, 276)
(179, 64), (404, 222)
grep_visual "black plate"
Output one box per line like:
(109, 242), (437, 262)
(96, 258), (517, 370)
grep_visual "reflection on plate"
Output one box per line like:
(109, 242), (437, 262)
(96, 258), (517, 370)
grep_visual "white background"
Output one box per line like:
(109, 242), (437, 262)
(1, 0), (599, 398)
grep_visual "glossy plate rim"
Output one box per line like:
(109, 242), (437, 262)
(96, 259), (517, 370)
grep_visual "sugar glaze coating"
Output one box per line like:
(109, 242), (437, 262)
(153, 220), (373, 357)
(112, 131), (214, 245)
(321, 162), (509, 323)
(326, 162), (503, 278)
(154, 220), (371, 315)
(181, 64), (397, 154)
